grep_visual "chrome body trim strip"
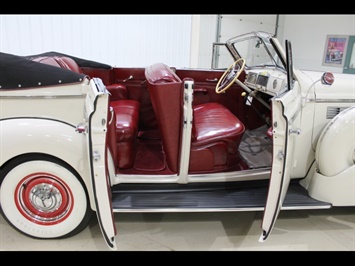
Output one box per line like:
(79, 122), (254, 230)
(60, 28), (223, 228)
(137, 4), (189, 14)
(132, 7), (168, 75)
(315, 99), (355, 103)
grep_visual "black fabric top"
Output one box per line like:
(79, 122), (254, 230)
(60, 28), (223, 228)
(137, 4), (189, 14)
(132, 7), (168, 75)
(0, 51), (112, 90)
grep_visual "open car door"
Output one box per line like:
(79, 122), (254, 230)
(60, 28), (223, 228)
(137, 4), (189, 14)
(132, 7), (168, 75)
(85, 78), (117, 250)
(260, 40), (302, 241)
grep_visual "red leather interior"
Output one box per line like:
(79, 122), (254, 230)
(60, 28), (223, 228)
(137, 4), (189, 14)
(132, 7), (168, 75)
(192, 102), (245, 147)
(189, 102), (245, 172)
(108, 67), (158, 131)
(81, 67), (113, 85)
(33, 56), (256, 174)
(176, 69), (246, 121)
(110, 100), (140, 169)
(145, 63), (183, 173)
(145, 62), (246, 174)
(106, 84), (127, 101)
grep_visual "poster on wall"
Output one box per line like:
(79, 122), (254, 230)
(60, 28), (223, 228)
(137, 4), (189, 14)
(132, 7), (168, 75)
(322, 34), (349, 67)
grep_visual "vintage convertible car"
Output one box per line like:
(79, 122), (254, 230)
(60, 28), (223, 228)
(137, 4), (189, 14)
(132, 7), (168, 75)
(0, 31), (354, 250)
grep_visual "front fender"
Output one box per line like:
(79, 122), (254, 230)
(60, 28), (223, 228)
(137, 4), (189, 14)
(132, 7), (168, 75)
(316, 105), (355, 176)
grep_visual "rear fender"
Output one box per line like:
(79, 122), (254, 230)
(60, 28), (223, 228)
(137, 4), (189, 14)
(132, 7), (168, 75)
(0, 118), (94, 207)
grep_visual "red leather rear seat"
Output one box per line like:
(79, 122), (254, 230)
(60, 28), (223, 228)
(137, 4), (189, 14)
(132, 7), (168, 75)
(110, 100), (140, 169)
(32, 55), (141, 170)
(106, 84), (127, 101)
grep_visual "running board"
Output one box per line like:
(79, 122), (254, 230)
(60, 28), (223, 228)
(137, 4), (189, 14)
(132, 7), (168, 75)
(111, 180), (331, 212)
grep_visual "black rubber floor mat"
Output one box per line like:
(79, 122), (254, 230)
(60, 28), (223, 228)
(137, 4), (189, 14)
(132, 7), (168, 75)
(239, 125), (272, 169)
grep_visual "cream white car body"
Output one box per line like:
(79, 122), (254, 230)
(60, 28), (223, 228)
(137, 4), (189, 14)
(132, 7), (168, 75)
(0, 31), (354, 249)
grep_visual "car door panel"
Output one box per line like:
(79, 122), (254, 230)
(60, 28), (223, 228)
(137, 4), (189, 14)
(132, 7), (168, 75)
(86, 78), (117, 250)
(260, 85), (302, 241)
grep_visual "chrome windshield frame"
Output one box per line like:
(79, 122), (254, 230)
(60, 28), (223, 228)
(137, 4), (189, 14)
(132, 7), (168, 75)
(225, 31), (286, 71)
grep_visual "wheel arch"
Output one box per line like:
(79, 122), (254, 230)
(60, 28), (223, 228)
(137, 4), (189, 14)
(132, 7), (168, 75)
(1, 152), (83, 186)
(0, 118), (96, 210)
(0, 152), (96, 212)
(316, 105), (355, 176)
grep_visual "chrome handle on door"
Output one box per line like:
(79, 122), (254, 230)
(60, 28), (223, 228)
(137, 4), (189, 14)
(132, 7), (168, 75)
(123, 75), (133, 82)
(109, 106), (114, 125)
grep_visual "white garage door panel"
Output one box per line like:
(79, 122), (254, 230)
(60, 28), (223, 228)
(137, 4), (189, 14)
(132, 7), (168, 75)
(220, 15), (278, 42)
(0, 15), (192, 68)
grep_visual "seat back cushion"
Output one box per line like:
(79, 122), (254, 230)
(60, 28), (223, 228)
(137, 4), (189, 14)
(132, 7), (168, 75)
(145, 63), (183, 173)
(110, 100), (140, 169)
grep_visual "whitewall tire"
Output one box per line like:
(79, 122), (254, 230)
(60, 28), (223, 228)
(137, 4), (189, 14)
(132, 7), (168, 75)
(0, 154), (93, 239)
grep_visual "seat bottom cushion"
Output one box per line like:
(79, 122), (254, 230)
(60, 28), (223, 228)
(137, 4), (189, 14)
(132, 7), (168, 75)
(192, 102), (245, 147)
(189, 102), (245, 172)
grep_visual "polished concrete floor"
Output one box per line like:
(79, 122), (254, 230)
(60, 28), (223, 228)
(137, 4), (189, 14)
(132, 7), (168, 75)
(1, 207), (355, 251)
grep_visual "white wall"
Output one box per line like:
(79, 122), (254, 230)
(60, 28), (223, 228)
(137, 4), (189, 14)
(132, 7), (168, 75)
(194, 14), (285, 68)
(194, 14), (355, 72)
(195, 15), (217, 68)
(1, 14), (354, 72)
(281, 15), (355, 73)
(0, 15), (192, 68)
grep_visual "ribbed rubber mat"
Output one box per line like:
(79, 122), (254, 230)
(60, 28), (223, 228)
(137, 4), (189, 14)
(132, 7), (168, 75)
(111, 181), (331, 211)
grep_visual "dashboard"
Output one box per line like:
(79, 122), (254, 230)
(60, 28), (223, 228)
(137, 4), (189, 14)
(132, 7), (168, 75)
(244, 68), (288, 96)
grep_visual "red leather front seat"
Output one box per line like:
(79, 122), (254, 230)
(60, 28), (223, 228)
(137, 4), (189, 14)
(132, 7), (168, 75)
(145, 62), (245, 174)
(189, 102), (245, 173)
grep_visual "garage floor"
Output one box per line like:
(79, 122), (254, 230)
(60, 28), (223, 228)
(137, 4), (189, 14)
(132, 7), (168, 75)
(1, 207), (355, 251)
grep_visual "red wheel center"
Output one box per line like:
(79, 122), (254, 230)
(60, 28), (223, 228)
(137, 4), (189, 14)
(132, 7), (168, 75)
(15, 173), (74, 225)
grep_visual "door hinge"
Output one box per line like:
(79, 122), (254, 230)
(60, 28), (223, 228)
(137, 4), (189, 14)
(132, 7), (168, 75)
(277, 150), (284, 160)
(93, 151), (101, 162)
(289, 128), (301, 135)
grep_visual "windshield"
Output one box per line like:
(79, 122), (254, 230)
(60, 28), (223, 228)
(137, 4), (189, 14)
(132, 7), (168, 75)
(227, 32), (285, 71)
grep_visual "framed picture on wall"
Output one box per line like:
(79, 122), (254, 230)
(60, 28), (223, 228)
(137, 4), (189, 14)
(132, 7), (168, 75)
(322, 34), (349, 67)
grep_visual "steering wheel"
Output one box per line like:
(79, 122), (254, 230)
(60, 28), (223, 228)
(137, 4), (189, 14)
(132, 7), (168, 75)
(215, 58), (246, 94)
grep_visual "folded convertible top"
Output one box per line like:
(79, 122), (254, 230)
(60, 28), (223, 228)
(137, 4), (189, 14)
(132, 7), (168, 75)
(0, 51), (111, 90)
